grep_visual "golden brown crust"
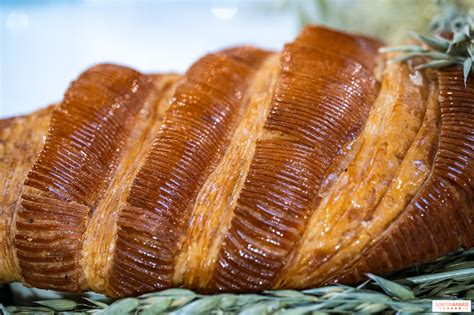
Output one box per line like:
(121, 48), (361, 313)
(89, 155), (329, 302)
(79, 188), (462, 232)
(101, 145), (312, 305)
(0, 117), (20, 132)
(274, 62), (437, 288)
(14, 64), (155, 291)
(81, 74), (180, 292)
(209, 26), (381, 292)
(334, 67), (473, 283)
(174, 54), (281, 290)
(23, 65), (152, 205)
(0, 26), (471, 298)
(15, 195), (89, 289)
(107, 48), (270, 297)
(0, 107), (53, 282)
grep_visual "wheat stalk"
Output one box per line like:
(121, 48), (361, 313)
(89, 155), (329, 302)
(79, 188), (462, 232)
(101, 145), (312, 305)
(2, 248), (473, 314)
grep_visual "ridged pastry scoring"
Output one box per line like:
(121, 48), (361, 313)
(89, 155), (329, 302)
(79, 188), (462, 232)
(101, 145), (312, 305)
(337, 67), (474, 282)
(174, 54), (281, 290)
(0, 26), (472, 297)
(275, 61), (435, 287)
(0, 107), (53, 282)
(210, 26), (381, 292)
(107, 47), (270, 297)
(15, 64), (155, 290)
(81, 74), (180, 292)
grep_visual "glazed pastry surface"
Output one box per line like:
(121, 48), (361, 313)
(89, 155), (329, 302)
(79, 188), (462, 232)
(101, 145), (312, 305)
(0, 26), (472, 297)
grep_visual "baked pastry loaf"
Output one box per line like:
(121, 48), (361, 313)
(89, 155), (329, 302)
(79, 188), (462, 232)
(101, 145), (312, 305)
(0, 26), (472, 297)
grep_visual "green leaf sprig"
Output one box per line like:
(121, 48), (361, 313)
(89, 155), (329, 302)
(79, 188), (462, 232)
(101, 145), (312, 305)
(380, 5), (474, 85)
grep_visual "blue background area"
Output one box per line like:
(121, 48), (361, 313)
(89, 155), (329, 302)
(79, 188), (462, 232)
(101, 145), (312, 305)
(0, 0), (298, 117)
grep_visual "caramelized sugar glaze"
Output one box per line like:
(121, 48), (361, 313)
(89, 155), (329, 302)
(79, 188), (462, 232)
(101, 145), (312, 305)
(275, 58), (436, 288)
(13, 65), (172, 291)
(335, 67), (474, 283)
(107, 47), (270, 296)
(0, 107), (53, 282)
(0, 26), (472, 297)
(209, 26), (381, 292)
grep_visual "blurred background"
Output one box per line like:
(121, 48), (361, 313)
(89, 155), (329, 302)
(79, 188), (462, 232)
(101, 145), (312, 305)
(0, 0), (472, 118)
(0, 0), (298, 118)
